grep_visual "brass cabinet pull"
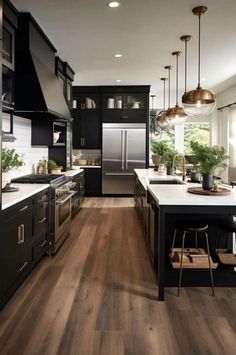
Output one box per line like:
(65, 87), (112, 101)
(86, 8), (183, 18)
(39, 194), (47, 202)
(20, 205), (28, 212)
(21, 224), (25, 243)
(40, 240), (47, 248)
(17, 261), (28, 273)
(38, 217), (46, 224)
(17, 224), (25, 244)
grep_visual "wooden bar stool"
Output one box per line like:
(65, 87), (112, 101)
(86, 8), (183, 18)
(171, 220), (215, 296)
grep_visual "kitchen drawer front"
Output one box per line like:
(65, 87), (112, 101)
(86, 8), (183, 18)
(0, 241), (32, 295)
(35, 189), (49, 237)
(1, 197), (34, 224)
(33, 231), (48, 261)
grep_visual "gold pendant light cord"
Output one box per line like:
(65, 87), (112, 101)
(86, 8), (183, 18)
(163, 79), (166, 111)
(197, 14), (201, 89)
(168, 68), (170, 109)
(176, 54), (179, 106)
(185, 40), (187, 93)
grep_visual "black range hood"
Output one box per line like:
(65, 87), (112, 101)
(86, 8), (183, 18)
(14, 13), (71, 121)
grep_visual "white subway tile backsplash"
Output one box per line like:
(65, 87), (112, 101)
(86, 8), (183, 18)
(2, 115), (48, 179)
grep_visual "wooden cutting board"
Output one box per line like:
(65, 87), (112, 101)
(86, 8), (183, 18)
(187, 187), (231, 196)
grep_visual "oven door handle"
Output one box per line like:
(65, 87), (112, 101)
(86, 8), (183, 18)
(56, 191), (76, 205)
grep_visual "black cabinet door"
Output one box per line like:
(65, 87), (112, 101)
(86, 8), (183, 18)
(73, 110), (101, 149)
(84, 168), (101, 196)
(0, 209), (33, 296)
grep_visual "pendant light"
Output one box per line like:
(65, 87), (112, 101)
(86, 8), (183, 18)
(180, 35), (192, 97)
(166, 51), (188, 124)
(164, 65), (172, 119)
(156, 77), (170, 128)
(182, 6), (216, 116)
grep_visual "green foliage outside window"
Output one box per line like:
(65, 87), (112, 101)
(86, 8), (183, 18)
(184, 123), (210, 154)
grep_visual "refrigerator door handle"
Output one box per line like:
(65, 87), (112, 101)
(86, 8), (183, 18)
(121, 130), (125, 171)
(125, 130), (128, 170)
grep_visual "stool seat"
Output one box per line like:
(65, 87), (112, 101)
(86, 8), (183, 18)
(175, 220), (208, 232)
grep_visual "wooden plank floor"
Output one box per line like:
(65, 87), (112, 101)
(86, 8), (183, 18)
(0, 197), (235, 355)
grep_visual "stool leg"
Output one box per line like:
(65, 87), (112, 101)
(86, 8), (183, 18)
(195, 231), (198, 250)
(204, 231), (215, 296)
(178, 231), (186, 297)
(171, 228), (177, 256)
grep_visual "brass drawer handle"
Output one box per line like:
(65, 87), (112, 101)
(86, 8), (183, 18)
(40, 240), (47, 248)
(38, 217), (46, 224)
(17, 224), (25, 244)
(17, 261), (28, 273)
(38, 195), (48, 202)
(20, 205), (28, 212)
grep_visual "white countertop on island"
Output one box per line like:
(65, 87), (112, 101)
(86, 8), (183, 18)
(2, 184), (49, 210)
(135, 169), (236, 206)
(148, 183), (236, 206)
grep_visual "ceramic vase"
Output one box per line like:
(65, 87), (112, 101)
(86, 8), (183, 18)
(202, 173), (214, 190)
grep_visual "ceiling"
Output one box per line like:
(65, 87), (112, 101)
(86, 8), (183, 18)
(11, 0), (236, 108)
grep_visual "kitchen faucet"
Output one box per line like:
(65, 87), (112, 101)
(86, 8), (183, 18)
(172, 153), (186, 181)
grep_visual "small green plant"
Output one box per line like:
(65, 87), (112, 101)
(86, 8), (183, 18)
(1, 148), (24, 172)
(151, 141), (175, 169)
(190, 141), (229, 174)
(48, 159), (58, 172)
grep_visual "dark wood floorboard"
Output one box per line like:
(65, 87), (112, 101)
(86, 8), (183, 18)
(0, 197), (235, 355)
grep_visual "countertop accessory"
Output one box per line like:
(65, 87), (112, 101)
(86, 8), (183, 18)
(2, 183), (19, 193)
(182, 6), (216, 116)
(187, 186), (231, 196)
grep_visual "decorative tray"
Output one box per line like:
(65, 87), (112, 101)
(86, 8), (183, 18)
(187, 187), (231, 196)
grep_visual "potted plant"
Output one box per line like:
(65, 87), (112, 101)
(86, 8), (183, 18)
(1, 148), (24, 189)
(151, 141), (174, 173)
(48, 159), (63, 174)
(190, 141), (229, 190)
(186, 154), (201, 182)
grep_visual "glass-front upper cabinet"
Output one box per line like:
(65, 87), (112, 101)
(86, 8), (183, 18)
(73, 93), (100, 110)
(103, 93), (147, 110)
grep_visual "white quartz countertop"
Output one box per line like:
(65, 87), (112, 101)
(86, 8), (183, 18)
(148, 183), (236, 206)
(63, 168), (84, 177)
(135, 169), (235, 206)
(72, 165), (101, 169)
(2, 184), (49, 210)
(135, 169), (184, 190)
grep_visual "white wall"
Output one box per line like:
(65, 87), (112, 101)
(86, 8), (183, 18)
(2, 115), (48, 179)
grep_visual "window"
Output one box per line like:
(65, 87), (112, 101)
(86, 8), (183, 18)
(184, 123), (210, 154)
(150, 126), (175, 165)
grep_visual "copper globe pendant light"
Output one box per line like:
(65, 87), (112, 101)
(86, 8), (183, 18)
(164, 65), (172, 119)
(156, 77), (170, 128)
(182, 6), (216, 116)
(166, 51), (188, 124)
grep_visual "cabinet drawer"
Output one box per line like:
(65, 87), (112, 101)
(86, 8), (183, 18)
(34, 231), (48, 260)
(1, 197), (33, 224)
(35, 190), (49, 237)
(0, 244), (32, 295)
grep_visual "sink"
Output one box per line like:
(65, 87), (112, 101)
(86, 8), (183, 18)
(148, 179), (185, 185)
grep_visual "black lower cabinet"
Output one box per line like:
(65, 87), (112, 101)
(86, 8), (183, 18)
(33, 189), (49, 260)
(84, 168), (101, 196)
(0, 188), (49, 310)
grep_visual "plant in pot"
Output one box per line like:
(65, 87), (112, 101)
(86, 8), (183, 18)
(48, 159), (63, 174)
(1, 148), (24, 189)
(186, 154), (201, 182)
(190, 141), (229, 190)
(151, 141), (174, 174)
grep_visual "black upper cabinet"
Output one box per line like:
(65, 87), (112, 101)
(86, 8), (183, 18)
(2, 0), (18, 112)
(55, 56), (75, 110)
(72, 88), (101, 149)
(102, 87), (150, 123)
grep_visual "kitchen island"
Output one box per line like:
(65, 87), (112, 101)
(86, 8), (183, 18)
(134, 169), (236, 300)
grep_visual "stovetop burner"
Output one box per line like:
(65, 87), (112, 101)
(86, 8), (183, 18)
(11, 174), (66, 184)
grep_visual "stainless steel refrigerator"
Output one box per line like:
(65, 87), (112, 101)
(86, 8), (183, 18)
(102, 123), (146, 194)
